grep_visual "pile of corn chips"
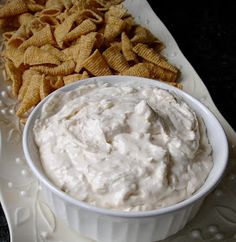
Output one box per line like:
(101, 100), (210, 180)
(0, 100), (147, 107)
(0, 0), (180, 120)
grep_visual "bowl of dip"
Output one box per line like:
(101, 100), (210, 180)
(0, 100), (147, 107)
(23, 76), (228, 242)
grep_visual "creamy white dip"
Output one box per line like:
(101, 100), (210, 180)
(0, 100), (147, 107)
(33, 82), (213, 211)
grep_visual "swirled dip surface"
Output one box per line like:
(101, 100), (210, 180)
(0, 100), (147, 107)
(33, 82), (213, 211)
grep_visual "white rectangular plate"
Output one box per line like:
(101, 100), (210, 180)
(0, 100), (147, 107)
(0, 0), (236, 241)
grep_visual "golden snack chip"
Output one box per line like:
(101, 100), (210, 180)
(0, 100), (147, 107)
(94, 32), (104, 49)
(63, 71), (89, 85)
(0, 0), (28, 18)
(156, 57), (178, 74)
(133, 43), (161, 63)
(19, 117), (27, 125)
(45, 0), (64, 11)
(131, 26), (156, 44)
(54, 13), (77, 47)
(8, 24), (30, 48)
(31, 60), (75, 75)
(66, 3), (80, 15)
(110, 41), (121, 49)
(104, 15), (126, 42)
(75, 32), (97, 73)
(151, 39), (166, 53)
(81, 70), (89, 79)
(41, 44), (68, 62)
(5, 59), (22, 97)
(105, 3), (128, 19)
(39, 15), (59, 26)
(41, 8), (61, 16)
(123, 16), (135, 32)
(3, 46), (24, 68)
(144, 63), (178, 83)
(121, 32), (138, 62)
(16, 72), (42, 117)
(103, 45), (129, 72)
(18, 69), (40, 101)
(121, 63), (151, 78)
(168, 82), (182, 88)
(27, 18), (46, 33)
(48, 76), (64, 89)
(40, 75), (52, 99)
(62, 42), (80, 61)
(83, 49), (112, 76)
(2, 31), (14, 41)
(19, 24), (54, 50)
(133, 43), (178, 73)
(61, 0), (73, 10)
(63, 19), (97, 42)
(78, 10), (103, 24)
(18, 13), (34, 26)
(24, 46), (61, 66)
(98, 0), (124, 8)
(63, 73), (82, 85)
(27, 3), (44, 12)
(18, 72), (31, 101)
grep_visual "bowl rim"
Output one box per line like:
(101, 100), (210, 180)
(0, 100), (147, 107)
(23, 75), (229, 218)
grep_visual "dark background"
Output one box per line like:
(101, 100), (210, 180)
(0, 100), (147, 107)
(148, 1), (236, 128)
(1, 1), (236, 241)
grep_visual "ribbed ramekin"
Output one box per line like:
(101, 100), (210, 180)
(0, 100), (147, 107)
(23, 76), (228, 242)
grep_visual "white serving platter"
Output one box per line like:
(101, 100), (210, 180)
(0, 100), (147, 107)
(0, 0), (236, 241)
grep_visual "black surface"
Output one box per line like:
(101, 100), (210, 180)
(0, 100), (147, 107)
(0, 1), (236, 242)
(0, 204), (9, 242)
(148, 0), (236, 129)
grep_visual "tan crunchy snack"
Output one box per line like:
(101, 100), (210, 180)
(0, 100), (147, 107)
(0, 0), (180, 118)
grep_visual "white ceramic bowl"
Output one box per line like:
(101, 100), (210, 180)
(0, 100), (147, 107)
(23, 76), (228, 242)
